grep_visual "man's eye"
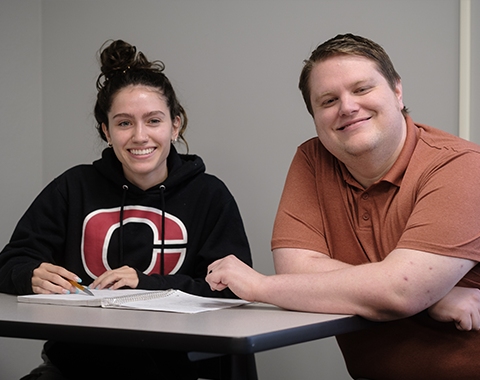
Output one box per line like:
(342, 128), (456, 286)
(355, 87), (370, 94)
(322, 98), (336, 106)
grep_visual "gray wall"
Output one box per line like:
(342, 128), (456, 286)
(1, 0), (478, 379)
(0, 2), (46, 379)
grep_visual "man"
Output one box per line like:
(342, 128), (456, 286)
(206, 34), (480, 379)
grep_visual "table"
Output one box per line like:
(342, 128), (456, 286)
(0, 293), (375, 379)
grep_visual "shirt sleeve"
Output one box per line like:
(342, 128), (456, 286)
(398, 150), (480, 262)
(0, 179), (68, 294)
(271, 142), (330, 255)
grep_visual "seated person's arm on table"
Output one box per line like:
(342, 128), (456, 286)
(270, 247), (477, 322)
(274, 247), (352, 274)
(275, 249), (480, 331)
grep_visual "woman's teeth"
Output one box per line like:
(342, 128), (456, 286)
(130, 148), (155, 155)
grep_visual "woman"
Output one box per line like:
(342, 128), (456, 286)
(0, 40), (252, 379)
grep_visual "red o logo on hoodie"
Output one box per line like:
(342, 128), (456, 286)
(81, 206), (187, 279)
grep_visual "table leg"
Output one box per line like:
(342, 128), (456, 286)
(227, 354), (257, 380)
(188, 352), (257, 380)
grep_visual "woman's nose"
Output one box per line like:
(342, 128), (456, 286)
(132, 124), (148, 142)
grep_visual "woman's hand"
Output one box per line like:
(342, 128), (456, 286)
(32, 263), (81, 294)
(89, 265), (139, 290)
(206, 255), (264, 302)
(428, 286), (480, 331)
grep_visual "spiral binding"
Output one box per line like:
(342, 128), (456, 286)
(101, 289), (175, 307)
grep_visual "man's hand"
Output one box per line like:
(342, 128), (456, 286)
(206, 255), (264, 302)
(428, 286), (480, 331)
(89, 265), (139, 290)
(32, 263), (80, 294)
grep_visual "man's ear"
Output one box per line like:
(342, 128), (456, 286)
(394, 79), (404, 110)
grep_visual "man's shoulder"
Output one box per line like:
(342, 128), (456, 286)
(297, 136), (318, 150)
(298, 137), (332, 157)
(416, 123), (480, 154)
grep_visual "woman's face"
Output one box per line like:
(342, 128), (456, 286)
(102, 85), (180, 190)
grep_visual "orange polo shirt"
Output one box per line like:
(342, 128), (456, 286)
(272, 115), (480, 379)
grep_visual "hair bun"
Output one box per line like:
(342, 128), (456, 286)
(96, 40), (165, 90)
(99, 40), (138, 79)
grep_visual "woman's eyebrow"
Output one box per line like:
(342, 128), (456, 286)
(112, 110), (166, 120)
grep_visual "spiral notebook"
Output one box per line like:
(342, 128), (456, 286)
(17, 289), (250, 314)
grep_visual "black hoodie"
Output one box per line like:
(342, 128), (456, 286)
(0, 146), (251, 298)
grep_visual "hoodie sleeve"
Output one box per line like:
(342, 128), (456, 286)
(136, 180), (252, 298)
(0, 179), (68, 295)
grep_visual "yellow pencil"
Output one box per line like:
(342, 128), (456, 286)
(68, 280), (94, 296)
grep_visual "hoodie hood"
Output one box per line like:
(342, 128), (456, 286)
(93, 145), (206, 195)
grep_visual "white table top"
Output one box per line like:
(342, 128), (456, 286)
(0, 293), (375, 354)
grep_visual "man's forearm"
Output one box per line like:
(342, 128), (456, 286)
(265, 249), (477, 321)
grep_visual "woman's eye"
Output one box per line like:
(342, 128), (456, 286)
(118, 121), (131, 127)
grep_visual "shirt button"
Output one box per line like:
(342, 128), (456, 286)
(362, 193), (369, 200)
(362, 213), (370, 221)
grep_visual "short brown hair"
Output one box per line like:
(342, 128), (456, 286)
(299, 34), (407, 116)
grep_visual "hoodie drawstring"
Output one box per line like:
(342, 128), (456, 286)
(117, 184), (166, 276)
(159, 185), (166, 276)
(119, 185), (129, 265)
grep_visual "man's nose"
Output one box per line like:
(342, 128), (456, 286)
(339, 95), (359, 116)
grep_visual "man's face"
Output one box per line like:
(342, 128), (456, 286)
(308, 54), (405, 165)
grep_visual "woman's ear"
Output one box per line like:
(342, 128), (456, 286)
(172, 116), (181, 140)
(102, 123), (111, 143)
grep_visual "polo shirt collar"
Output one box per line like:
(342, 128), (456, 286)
(340, 114), (418, 189)
(381, 114), (418, 187)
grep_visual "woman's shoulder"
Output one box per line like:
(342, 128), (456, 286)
(50, 163), (104, 188)
(55, 163), (96, 178)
